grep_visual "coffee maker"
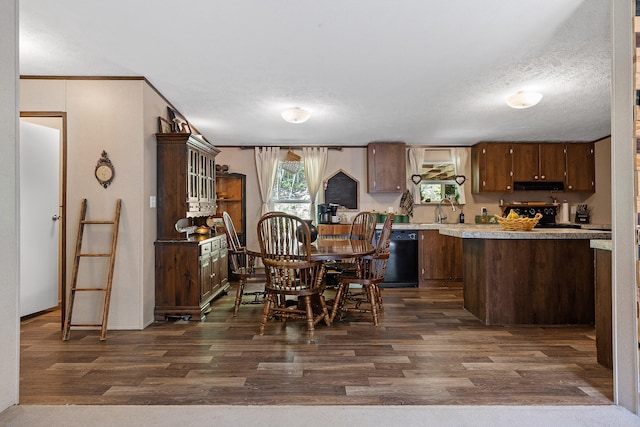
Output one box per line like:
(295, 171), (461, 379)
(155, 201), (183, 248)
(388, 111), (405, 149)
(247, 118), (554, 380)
(318, 203), (340, 224)
(318, 204), (331, 224)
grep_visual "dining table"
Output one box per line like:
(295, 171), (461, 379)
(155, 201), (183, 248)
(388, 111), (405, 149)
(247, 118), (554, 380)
(246, 237), (376, 262)
(247, 237), (376, 317)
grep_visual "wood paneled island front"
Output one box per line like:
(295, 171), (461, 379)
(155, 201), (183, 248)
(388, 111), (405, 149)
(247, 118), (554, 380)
(439, 225), (611, 325)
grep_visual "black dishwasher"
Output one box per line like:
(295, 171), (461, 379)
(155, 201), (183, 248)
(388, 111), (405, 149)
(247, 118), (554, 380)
(374, 229), (418, 287)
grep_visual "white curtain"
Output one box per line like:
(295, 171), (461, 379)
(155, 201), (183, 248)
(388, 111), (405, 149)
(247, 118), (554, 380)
(302, 147), (328, 222)
(408, 147), (425, 203)
(450, 147), (468, 204)
(254, 147), (280, 216)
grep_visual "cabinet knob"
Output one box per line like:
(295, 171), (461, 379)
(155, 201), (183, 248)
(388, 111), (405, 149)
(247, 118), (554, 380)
(534, 175), (538, 180)
(506, 185), (511, 190)
(568, 185), (573, 189)
(541, 175), (545, 180)
(396, 185), (400, 189)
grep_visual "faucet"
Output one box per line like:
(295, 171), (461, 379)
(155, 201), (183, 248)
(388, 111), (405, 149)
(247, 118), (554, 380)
(436, 198), (457, 223)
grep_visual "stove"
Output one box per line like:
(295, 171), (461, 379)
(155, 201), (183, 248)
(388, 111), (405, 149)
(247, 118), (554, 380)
(502, 203), (557, 224)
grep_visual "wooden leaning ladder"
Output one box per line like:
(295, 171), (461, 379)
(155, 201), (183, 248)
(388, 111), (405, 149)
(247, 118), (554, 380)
(63, 198), (122, 341)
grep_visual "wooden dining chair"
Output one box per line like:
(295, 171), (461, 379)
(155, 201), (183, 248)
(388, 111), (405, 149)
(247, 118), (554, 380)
(349, 211), (377, 242)
(222, 211), (265, 316)
(333, 210), (377, 269)
(257, 212), (331, 335)
(330, 213), (394, 325)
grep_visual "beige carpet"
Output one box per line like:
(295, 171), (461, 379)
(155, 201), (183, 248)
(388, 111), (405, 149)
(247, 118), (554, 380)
(0, 405), (639, 427)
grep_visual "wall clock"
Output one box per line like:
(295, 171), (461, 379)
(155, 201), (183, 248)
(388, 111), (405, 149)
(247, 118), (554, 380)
(95, 150), (115, 188)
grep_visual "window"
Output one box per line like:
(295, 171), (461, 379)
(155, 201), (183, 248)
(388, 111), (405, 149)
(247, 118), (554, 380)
(419, 150), (460, 203)
(272, 161), (311, 218)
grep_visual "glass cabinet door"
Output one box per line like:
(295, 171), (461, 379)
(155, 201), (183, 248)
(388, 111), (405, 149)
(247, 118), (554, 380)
(187, 147), (200, 204)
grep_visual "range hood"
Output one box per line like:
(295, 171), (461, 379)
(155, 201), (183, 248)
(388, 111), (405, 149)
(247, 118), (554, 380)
(513, 181), (564, 191)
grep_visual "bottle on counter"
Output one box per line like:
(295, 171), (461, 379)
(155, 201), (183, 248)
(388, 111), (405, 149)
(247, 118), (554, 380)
(459, 210), (465, 223)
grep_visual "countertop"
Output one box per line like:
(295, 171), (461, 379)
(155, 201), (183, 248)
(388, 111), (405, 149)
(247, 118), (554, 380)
(382, 222), (611, 240)
(439, 225), (610, 240)
(590, 240), (612, 251)
(155, 233), (225, 244)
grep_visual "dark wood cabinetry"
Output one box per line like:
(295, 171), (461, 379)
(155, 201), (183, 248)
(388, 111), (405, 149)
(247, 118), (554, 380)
(463, 238), (594, 325)
(565, 142), (595, 192)
(215, 173), (246, 245)
(418, 230), (462, 287)
(471, 142), (513, 192)
(472, 141), (595, 193)
(512, 143), (565, 182)
(594, 248), (612, 369)
(154, 235), (228, 321)
(156, 133), (220, 240)
(367, 142), (406, 193)
(155, 133), (228, 321)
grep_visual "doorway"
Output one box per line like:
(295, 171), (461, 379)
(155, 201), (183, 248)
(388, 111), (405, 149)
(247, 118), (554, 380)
(19, 112), (67, 325)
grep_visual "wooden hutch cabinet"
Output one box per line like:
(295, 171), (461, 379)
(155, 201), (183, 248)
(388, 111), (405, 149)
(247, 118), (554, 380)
(367, 142), (406, 193)
(154, 236), (228, 320)
(418, 230), (463, 287)
(154, 133), (229, 321)
(156, 133), (220, 240)
(215, 173), (246, 245)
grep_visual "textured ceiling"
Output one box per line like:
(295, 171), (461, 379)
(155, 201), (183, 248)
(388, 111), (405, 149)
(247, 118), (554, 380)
(19, 0), (611, 147)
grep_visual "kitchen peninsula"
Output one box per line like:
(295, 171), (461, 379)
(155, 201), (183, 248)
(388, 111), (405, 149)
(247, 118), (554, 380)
(438, 225), (611, 325)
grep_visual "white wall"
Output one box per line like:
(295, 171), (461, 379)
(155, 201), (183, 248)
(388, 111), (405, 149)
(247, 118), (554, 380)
(0, 0), (19, 410)
(20, 78), (170, 329)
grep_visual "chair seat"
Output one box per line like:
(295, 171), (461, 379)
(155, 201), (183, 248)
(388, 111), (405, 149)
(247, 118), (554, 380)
(265, 283), (326, 297)
(233, 266), (266, 279)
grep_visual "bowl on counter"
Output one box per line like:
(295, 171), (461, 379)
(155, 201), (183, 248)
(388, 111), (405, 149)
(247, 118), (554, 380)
(195, 226), (210, 235)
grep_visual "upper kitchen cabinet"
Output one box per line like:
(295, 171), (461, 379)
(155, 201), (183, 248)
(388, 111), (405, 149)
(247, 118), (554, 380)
(471, 142), (513, 193)
(565, 142), (595, 192)
(512, 143), (565, 183)
(367, 142), (406, 193)
(156, 133), (220, 240)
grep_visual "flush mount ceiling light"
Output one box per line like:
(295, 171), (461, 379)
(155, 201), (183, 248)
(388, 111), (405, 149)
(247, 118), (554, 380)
(281, 107), (311, 124)
(506, 91), (543, 109)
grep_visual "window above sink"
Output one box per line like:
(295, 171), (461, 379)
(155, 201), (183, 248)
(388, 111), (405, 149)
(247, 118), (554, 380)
(411, 148), (465, 205)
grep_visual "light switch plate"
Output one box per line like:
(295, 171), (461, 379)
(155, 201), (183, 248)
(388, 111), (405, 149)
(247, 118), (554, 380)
(150, 196), (156, 208)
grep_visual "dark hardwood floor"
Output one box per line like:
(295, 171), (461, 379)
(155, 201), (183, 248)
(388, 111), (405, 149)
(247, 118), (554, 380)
(19, 285), (613, 405)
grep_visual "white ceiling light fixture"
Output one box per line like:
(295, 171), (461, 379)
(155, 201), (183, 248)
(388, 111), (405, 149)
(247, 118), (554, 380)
(281, 107), (311, 124)
(506, 91), (543, 109)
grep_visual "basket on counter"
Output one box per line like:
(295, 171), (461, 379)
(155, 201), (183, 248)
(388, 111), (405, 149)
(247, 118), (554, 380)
(494, 213), (542, 231)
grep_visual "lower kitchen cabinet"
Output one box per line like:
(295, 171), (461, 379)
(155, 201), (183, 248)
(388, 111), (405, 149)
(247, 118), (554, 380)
(418, 230), (463, 287)
(154, 234), (229, 321)
(594, 248), (612, 369)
